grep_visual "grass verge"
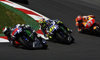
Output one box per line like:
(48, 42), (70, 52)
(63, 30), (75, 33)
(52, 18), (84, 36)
(0, 2), (40, 36)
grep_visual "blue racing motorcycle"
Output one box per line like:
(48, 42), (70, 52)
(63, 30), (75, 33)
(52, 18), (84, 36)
(47, 22), (74, 44)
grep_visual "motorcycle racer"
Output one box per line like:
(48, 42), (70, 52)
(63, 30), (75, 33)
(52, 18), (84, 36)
(2, 24), (47, 49)
(2, 25), (20, 47)
(38, 18), (74, 44)
(2, 24), (30, 46)
(38, 19), (72, 38)
(75, 15), (95, 32)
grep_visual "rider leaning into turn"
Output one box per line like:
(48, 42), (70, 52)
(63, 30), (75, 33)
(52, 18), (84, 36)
(2, 24), (21, 46)
(38, 18), (72, 38)
(2, 24), (34, 47)
(75, 15), (95, 32)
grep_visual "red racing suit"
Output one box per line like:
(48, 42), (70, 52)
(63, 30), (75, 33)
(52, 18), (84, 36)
(76, 15), (95, 31)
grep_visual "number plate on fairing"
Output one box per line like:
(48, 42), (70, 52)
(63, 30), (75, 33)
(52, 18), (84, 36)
(49, 24), (58, 33)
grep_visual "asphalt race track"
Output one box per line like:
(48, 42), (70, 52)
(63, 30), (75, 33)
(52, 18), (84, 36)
(1, 0), (100, 60)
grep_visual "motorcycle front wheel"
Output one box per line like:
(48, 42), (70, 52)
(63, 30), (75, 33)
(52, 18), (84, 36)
(18, 36), (33, 49)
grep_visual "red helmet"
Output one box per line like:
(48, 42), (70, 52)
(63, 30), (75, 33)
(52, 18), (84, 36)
(76, 16), (82, 22)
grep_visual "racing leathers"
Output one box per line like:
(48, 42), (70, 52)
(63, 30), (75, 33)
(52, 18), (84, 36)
(75, 15), (95, 32)
(40, 19), (72, 37)
(3, 24), (45, 48)
(3, 24), (21, 46)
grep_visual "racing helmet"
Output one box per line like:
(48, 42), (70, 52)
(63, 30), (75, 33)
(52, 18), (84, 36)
(38, 17), (45, 24)
(76, 16), (82, 22)
(76, 16), (83, 23)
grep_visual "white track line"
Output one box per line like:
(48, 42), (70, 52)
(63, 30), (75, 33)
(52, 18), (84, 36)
(0, 38), (9, 42)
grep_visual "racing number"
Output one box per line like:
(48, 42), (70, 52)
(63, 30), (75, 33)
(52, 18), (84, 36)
(49, 25), (55, 33)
